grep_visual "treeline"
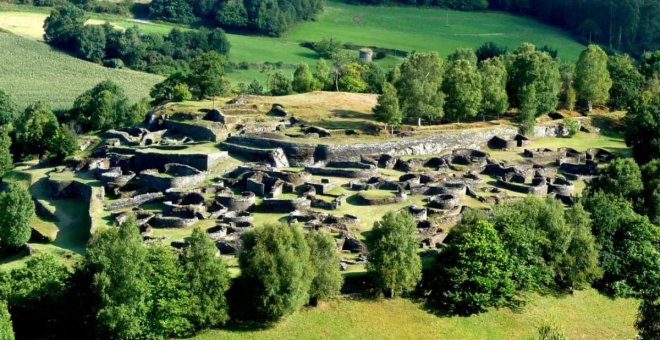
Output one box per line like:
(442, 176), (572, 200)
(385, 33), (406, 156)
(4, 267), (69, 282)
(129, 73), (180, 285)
(44, 6), (231, 75)
(10, 0), (134, 15)
(148, 0), (324, 36)
(371, 42), (660, 134)
(347, 0), (659, 56)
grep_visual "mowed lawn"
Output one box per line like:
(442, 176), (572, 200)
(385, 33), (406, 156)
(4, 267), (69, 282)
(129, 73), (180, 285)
(195, 289), (638, 340)
(0, 29), (162, 110)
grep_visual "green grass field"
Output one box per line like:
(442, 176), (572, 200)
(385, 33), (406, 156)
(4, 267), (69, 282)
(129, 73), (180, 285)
(195, 289), (637, 339)
(0, 29), (162, 110)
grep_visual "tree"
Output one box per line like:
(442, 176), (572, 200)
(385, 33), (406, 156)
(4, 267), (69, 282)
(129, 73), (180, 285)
(363, 63), (386, 93)
(395, 52), (446, 122)
(366, 211), (421, 297)
(145, 244), (192, 337)
(490, 197), (600, 291)
(476, 41), (507, 62)
(479, 57), (508, 119)
(77, 25), (106, 63)
(431, 220), (515, 315)
(70, 80), (136, 132)
(625, 90), (660, 164)
(0, 90), (18, 127)
(150, 72), (190, 105)
(292, 63), (314, 93)
(14, 102), (59, 158)
(148, 0), (194, 24)
(443, 59), (482, 122)
(84, 218), (150, 339)
(518, 84), (538, 135)
(314, 59), (333, 91)
(305, 230), (343, 305)
(188, 52), (230, 99)
(636, 298), (660, 339)
(0, 127), (13, 178)
(43, 6), (86, 49)
(313, 37), (342, 59)
(48, 125), (78, 162)
(448, 48), (477, 66)
(181, 228), (230, 329)
(239, 223), (312, 321)
(574, 45), (612, 112)
(373, 82), (402, 130)
(0, 301), (13, 340)
(0, 183), (34, 251)
(338, 63), (368, 93)
(582, 192), (660, 296)
(506, 43), (560, 116)
(6, 253), (70, 338)
(269, 71), (293, 96)
(587, 158), (644, 200)
(641, 160), (660, 224)
(608, 54), (645, 110)
(246, 79), (264, 95)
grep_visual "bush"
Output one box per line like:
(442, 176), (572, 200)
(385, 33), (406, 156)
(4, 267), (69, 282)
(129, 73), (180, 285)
(563, 118), (579, 137)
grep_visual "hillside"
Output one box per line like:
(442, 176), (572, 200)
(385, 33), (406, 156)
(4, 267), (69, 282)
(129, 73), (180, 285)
(0, 29), (162, 110)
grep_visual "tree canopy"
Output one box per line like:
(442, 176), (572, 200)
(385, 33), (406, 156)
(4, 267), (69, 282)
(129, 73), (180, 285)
(574, 45), (612, 111)
(0, 183), (35, 251)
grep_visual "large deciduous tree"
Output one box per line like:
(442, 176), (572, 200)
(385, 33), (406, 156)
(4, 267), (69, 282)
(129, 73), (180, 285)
(431, 220), (515, 315)
(479, 57), (508, 119)
(305, 230), (343, 305)
(443, 59), (482, 122)
(43, 6), (86, 50)
(188, 52), (231, 99)
(70, 80), (139, 132)
(14, 102), (59, 158)
(239, 223), (312, 321)
(0, 183), (35, 251)
(366, 211), (422, 297)
(0, 90), (18, 127)
(84, 218), (151, 339)
(575, 45), (612, 111)
(181, 228), (230, 329)
(506, 43), (560, 116)
(625, 90), (660, 164)
(608, 54), (645, 110)
(395, 52), (446, 122)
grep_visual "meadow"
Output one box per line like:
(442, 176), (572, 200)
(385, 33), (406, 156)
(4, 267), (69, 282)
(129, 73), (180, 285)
(0, 28), (162, 110)
(196, 289), (638, 339)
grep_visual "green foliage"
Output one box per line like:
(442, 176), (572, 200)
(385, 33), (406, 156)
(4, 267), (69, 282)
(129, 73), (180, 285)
(150, 72), (190, 105)
(366, 211), (421, 297)
(479, 57), (508, 118)
(148, 0), (194, 24)
(443, 59), (482, 122)
(145, 244), (192, 337)
(395, 52), (446, 121)
(84, 218), (151, 339)
(292, 63), (315, 93)
(305, 230), (343, 304)
(373, 82), (402, 127)
(313, 38), (342, 59)
(363, 63), (386, 93)
(0, 90), (18, 127)
(314, 59), (334, 91)
(0, 301), (13, 340)
(246, 79), (264, 95)
(582, 192), (660, 297)
(563, 118), (579, 137)
(0, 183), (34, 250)
(640, 50), (660, 80)
(574, 45), (612, 111)
(14, 101), (59, 158)
(641, 160), (660, 224)
(608, 54), (645, 110)
(431, 220), (515, 315)
(518, 85), (538, 135)
(48, 125), (78, 161)
(239, 223), (312, 321)
(587, 158), (644, 200)
(43, 5), (86, 49)
(338, 63), (368, 93)
(77, 25), (106, 63)
(6, 253), (70, 337)
(506, 43), (560, 116)
(476, 42), (508, 62)
(625, 90), (660, 164)
(269, 71), (293, 96)
(70, 80), (140, 132)
(448, 48), (478, 66)
(490, 197), (600, 291)
(181, 228), (230, 329)
(636, 298), (660, 340)
(188, 52), (231, 99)
(0, 127), (13, 178)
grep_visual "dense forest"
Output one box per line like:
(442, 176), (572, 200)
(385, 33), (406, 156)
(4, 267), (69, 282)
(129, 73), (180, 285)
(148, 0), (324, 36)
(348, 0), (660, 56)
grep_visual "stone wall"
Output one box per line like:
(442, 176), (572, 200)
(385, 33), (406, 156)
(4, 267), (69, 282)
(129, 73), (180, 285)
(228, 126), (518, 166)
(134, 149), (228, 172)
(164, 120), (228, 142)
(221, 142), (289, 167)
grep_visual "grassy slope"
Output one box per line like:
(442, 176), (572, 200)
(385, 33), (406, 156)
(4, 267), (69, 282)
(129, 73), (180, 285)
(0, 28), (162, 110)
(196, 289), (637, 340)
